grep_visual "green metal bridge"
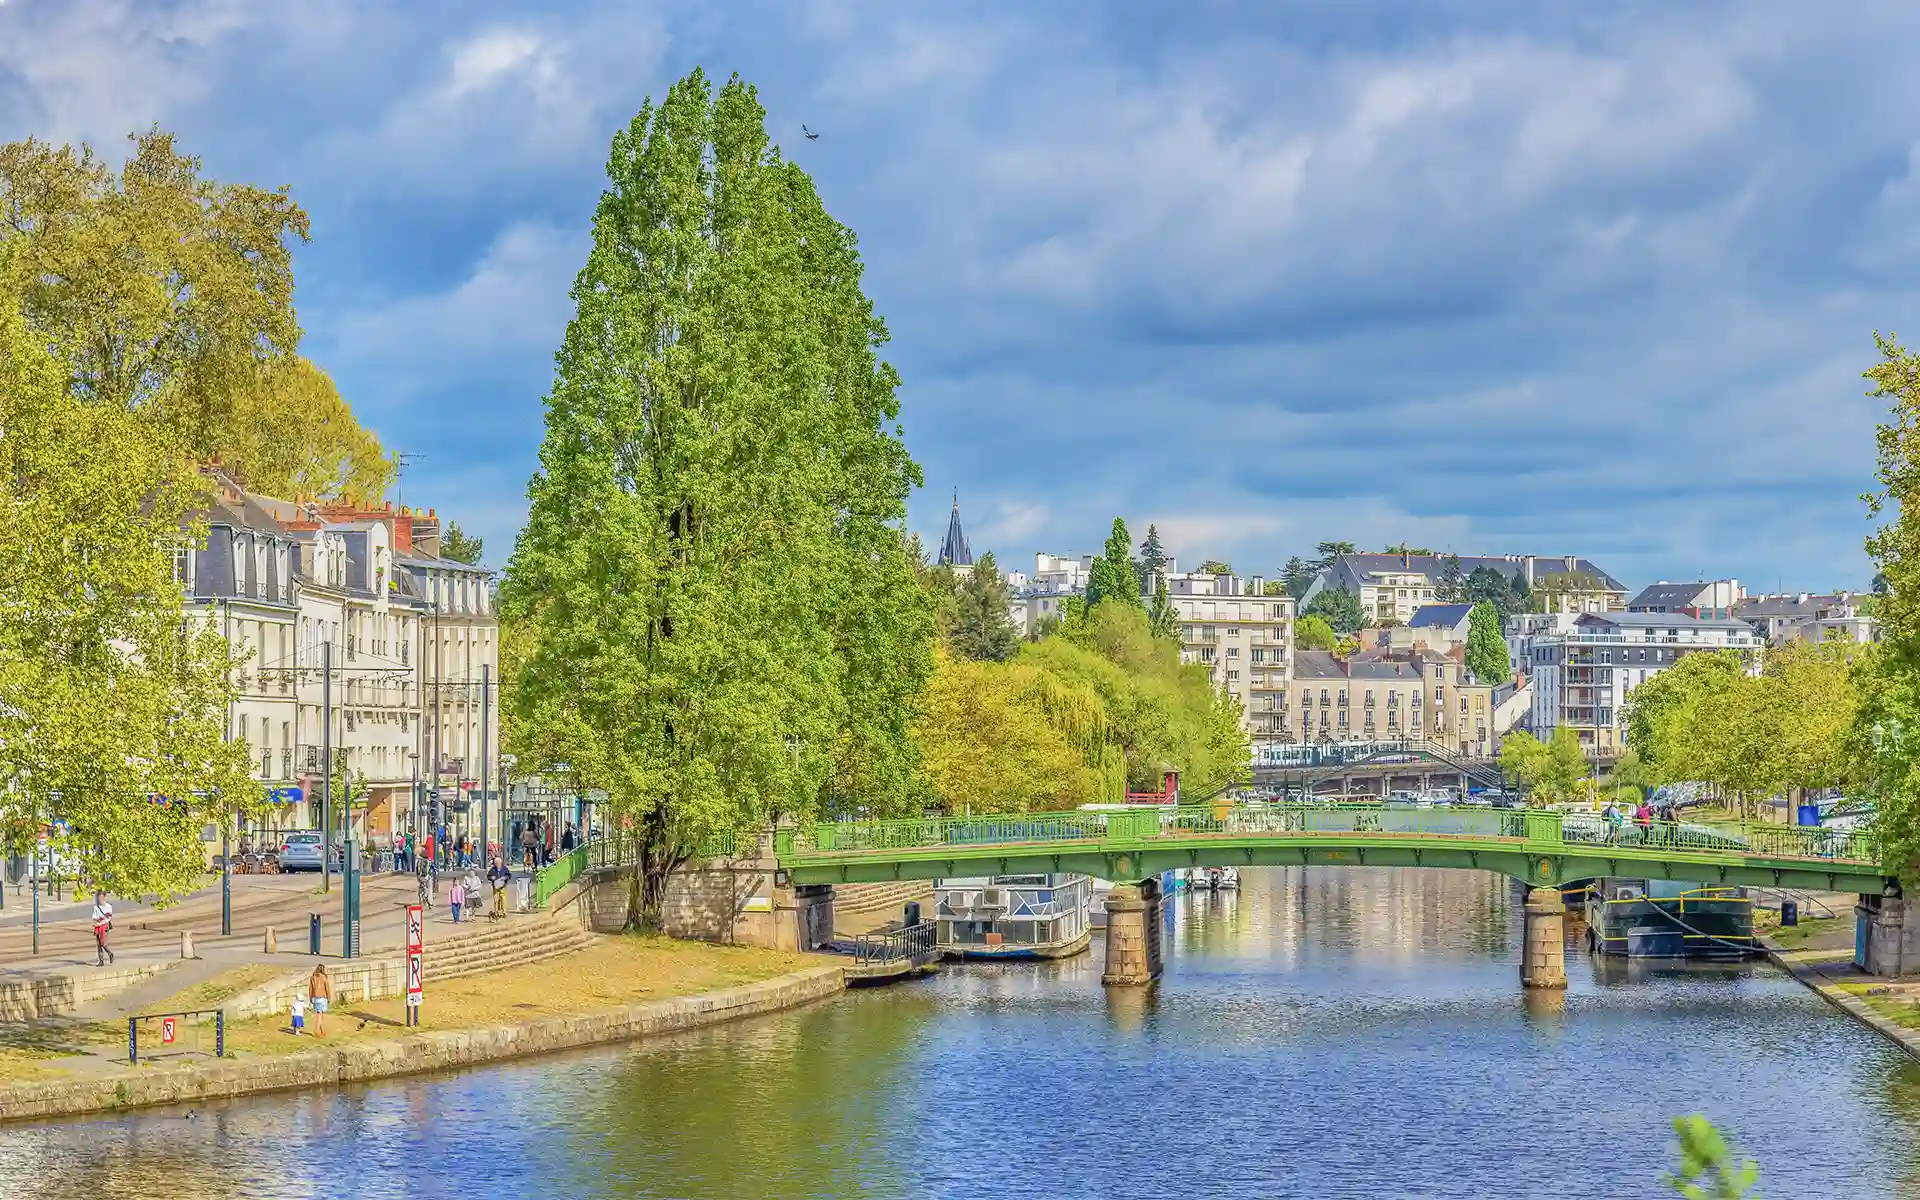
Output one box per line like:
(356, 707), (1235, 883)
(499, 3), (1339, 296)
(773, 804), (1888, 894)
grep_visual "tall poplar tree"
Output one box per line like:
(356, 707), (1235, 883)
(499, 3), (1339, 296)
(1465, 602), (1509, 684)
(1086, 517), (1141, 609)
(500, 71), (930, 927)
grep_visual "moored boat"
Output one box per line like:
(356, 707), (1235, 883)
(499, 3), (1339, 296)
(1583, 878), (1756, 960)
(934, 874), (1094, 960)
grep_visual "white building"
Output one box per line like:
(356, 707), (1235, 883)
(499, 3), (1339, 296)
(1518, 611), (1763, 751)
(1169, 571), (1295, 746)
(1734, 591), (1880, 646)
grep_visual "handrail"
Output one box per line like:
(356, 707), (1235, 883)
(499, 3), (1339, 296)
(847, 920), (937, 964)
(784, 803), (1879, 867)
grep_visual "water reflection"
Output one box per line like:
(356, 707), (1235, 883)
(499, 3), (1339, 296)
(4, 866), (1919, 1199)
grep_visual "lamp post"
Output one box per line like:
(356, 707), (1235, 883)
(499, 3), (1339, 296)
(408, 751), (420, 870)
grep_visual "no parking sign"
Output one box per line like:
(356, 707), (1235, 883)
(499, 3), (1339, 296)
(161, 1016), (177, 1045)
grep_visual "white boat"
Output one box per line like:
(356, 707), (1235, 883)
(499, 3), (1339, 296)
(934, 874), (1094, 960)
(1186, 866), (1239, 891)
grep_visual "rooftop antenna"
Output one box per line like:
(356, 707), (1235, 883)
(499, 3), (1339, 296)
(394, 451), (423, 512)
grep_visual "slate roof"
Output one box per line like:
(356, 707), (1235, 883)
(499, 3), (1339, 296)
(1321, 553), (1625, 594)
(937, 496), (973, 568)
(1407, 603), (1475, 629)
(1626, 582), (1710, 610)
(1575, 611), (1752, 632)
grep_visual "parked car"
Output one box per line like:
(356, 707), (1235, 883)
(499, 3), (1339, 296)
(277, 831), (329, 872)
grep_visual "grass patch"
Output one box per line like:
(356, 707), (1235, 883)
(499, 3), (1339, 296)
(219, 935), (818, 1057)
(149, 965), (290, 1014)
(0, 1020), (125, 1081)
(1859, 991), (1920, 1030)
(1762, 915), (1845, 948)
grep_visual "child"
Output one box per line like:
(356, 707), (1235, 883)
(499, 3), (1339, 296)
(449, 877), (466, 924)
(291, 996), (307, 1035)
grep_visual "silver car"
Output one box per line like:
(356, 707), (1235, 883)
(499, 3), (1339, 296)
(277, 831), (327, 872)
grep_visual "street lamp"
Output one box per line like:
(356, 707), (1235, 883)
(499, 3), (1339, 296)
(408, 751), (420, 870)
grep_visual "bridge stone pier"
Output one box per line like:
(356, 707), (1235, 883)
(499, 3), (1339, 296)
(1102, 877), (1165, 986)
(1856, 884), (1920, 977)
(1521, 886), (1567, 989)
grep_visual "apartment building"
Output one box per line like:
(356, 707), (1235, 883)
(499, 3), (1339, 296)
(181, 472), (497, 846)
(1626, 579), (1744, 619)
(1734, 591), (1880, 646)
(1309, 553), (1627, 625)
(1520, 611), (1762, 751)
(1285, 648), (1496, 756)
(179, 476), (303, 838)
(1169, 571), (1294, 745)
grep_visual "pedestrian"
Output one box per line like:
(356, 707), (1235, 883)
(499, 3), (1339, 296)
(1634, 799), (1654, 842)
(90, 891), (115, 966)
(561, 824), (576, 853)
(1603, 802), (1623, 844)
(308, 964), (331, 1037)
(291, 995), (306, 1035)
(489, 857), (510, 920)
(520, 825), (537, 870)
(449, 876), (466, 923)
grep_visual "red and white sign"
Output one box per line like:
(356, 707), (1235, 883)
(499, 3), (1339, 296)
(161, 1017), (177, 1045)
(405, 904), (424, 953)
(406, 951), (424, 1007)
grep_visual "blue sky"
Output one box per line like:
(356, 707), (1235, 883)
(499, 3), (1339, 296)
(4, 1), (1918, 592)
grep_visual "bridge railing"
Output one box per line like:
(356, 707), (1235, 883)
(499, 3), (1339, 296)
(784, 803), (1880, 867)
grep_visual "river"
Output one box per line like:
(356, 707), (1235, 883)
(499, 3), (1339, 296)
(3, 866), (1918, 1198)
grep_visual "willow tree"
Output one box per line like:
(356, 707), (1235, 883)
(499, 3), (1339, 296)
(0, 129), (392, 498)
(501, 71), (930, 927)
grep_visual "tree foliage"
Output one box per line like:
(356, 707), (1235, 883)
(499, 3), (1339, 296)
(948, 550), (1019, 662)
(499, 71), (931, 926)
(915, 650), (1101, 812)
(1530, 570), (1607, 614)
(1436, 554), (1466, 602)
(440, 521), (485, 566)
(1856, 331), (1920, 883)
(1499, 728), (1590, 807)
(1149, 578), (1180, 641)
(1137, 524), (1169, 582)
(1666, 1115), (1759, 1200)
(1306, 586), (1366, 633)
(1311, 541), (1355, 571)
(1294, 614), (1338, 651)
(1464, 566), (1526, 619)
(0, 281), (258, 897)
(1279, 556), (1317, 599)
(1381, 542), (1434, 555)
(1466, 602), (1509, 684)
(0, 130), (392, 500)
(1197, 559), (1233, 575)
(1087, 517), (1142, 609)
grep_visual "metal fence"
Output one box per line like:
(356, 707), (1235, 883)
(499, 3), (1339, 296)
(847, 920), (936, 964)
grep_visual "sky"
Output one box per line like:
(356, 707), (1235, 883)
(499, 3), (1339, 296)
(3, 1), (1919, 594)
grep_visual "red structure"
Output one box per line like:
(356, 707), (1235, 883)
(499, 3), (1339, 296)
(1126, 768), (1181, 805)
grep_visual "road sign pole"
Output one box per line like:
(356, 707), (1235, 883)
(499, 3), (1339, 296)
(221, 816), (232, 937)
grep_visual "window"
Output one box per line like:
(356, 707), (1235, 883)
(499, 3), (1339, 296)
(1338, 710), (1348, 727)
(1227, 671), (1240, 682)
(1226, 647), (1239, 659)
(1387, 690), (1398, 705)
(1338, 690), (1348, 706)
(1251, 649), (1266, 664)
(1436, 685), (1445, 701)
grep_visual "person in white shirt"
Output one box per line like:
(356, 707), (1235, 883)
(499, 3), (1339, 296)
(90, 892), (115, 966)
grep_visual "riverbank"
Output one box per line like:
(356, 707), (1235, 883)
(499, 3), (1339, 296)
(0, 937), (845, 1123)
(1759, 922), (1920, 1063)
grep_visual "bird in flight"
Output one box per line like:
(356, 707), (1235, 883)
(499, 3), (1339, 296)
(803, 125), (820, 140)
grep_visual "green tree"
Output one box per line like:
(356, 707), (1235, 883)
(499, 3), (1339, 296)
(1279, 556), (1317, 599)
(1465, 566), (1522, 618)
(1382, 542), (1434, 555)
(1137, 524), (1169, 582)
(1294, 614), (1338, 651)
(1530, 570), (1608, 614)
(441, 521), (485, 565)
(1623, 651), (1745, 784)
(1436, 554), (1466, 601)
(0, 130), (392, 500)
(1860, 331), (1920, 885)
(949, 551), (1019, 662)
(1500, 728), (1590, 807)
(1465, 602), (1509, 684)
(1667, 1115), (1759, 1199)
(1197, 559), (1233, 575)
(1149, 578), (1181, 641)
(1086, 517), (1142, 609)
(0, 298), (258, 898)
(499, 70), (930, 928)
(1311, 540), (1356, 571)
(1306, 586), (1366, 634)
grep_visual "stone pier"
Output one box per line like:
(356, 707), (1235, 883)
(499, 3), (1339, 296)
(1102, 877), (1164, 986)
(1521, 886), (1567, 990)
(1857, 885), (1920, 977)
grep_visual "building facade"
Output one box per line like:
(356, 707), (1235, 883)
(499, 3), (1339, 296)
(1309, 553), (1627, 625)
(1168, 571), (1295, 745)
(1519, 611), (1763, 751)
(1284, 648), (1497, 756)
(1734, 591), (1880, 646)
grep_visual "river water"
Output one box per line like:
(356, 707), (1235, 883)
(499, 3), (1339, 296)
(4, 866), (1918, 1199)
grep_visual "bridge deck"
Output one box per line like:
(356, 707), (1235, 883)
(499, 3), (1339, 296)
(775, 805), (1885, 893)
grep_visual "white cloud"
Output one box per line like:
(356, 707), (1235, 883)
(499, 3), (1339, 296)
(329, 220), (584, 374)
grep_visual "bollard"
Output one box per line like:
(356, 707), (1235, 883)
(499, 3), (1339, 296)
(180, 930), (194, 959)
(264, 926), (277, 954)
(309, 913), (321, 955)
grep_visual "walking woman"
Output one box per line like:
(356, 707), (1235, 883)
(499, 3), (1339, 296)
(308, 964), (332, 1037)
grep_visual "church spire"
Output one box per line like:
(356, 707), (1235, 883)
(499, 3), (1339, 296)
(937, 492), (973, 568)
